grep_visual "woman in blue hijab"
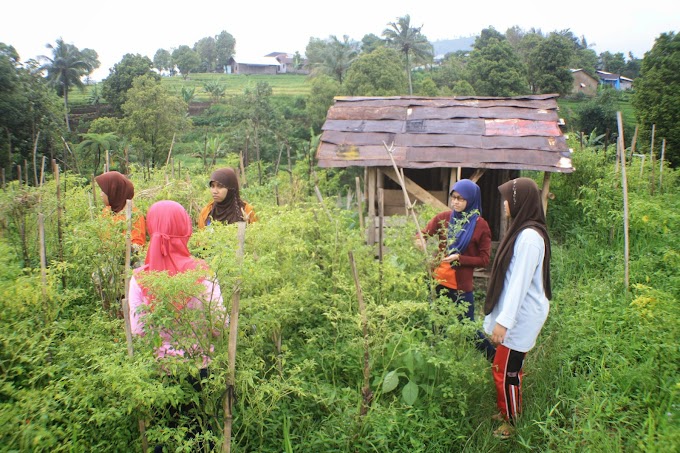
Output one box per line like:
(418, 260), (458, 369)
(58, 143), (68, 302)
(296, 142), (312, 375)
(418, 179), (495, 360)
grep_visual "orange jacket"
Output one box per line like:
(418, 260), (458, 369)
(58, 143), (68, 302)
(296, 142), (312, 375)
(197, 201), (257, 229)
(103, 206), (147, 247)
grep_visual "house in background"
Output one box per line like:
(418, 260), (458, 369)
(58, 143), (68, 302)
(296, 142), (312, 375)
(570, 69), (599, 96)
(226, 55), (281, 75)
(265, 52), (310, 75)
(596, 70), (634, 91)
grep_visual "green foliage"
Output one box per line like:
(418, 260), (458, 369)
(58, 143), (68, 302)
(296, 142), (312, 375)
(101, 53), (159, 114)
(467, 27), (529, 96)
(633, 31), (680, 166)
(172, 45), (201, 80)
(306, 75), (341, 134)
(121, 74), (190, 167)
(528, 33), (574, 95)
(382, 14), (434, 95)
(305, 35), (359, 83)
(343, 47), (407, 96)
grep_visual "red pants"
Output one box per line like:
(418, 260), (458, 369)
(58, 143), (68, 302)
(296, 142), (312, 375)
(492, 344), (526, 423)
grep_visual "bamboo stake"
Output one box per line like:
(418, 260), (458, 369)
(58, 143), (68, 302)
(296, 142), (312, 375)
(314, 185), (334, 224)
(38, 213), (48, 303)
(32, 131), (40, 186)
(355, 176), (364, 230)
(105, 150), (110, 172)
(659, 138), (666, 191)
(120, 200), (149, 451)
(223, 221), (247, 453)
(40, 156), (46, 186)
(239, 151), (247, 188)
(165, 133), (176, 167)
(628, 125), (638, 160)
(52, 161), (66, 289)
(348, 251), (372, 417)
(616, 112), (630, 291)
(382, 142), (436, 302)
(17, 164), (22, 186)
(650, 124), (656, 195)
(378, 189), (384, 264)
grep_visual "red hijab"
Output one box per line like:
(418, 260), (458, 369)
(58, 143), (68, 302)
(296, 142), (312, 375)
(143, 200), (205, 275)
(95, 171), (132, 213)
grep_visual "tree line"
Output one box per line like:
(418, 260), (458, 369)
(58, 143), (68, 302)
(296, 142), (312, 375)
(1, 19), (679, 179)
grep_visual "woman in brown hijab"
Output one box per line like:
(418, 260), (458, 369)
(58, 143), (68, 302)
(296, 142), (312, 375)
(197, 167), (257, 228)
(95, 171), (146, 248)
(482, 177), (552, 439)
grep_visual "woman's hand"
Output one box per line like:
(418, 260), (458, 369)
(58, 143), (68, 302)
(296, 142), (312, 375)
(441, 253), (460, 263)
(491, 323), (507, 345)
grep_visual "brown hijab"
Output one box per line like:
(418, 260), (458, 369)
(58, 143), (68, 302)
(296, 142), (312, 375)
(484, 177), (552, 315)
(95, 171), (133, 213)
(209, 168), (244, 224)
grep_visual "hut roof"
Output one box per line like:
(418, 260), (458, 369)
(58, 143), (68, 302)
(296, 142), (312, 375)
(315, 95), (574, 173)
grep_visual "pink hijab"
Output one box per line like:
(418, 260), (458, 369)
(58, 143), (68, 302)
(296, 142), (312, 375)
(143, 200), (205, 275)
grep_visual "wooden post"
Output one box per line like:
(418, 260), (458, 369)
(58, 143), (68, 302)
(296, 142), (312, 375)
(40, 156), (46, 186)
(314, 185), (334, 224)
(239, 151), (247, 188)
(24, 160), (29, 186)
(38, 213), (48, 303)
(659, 138), (666, 191)
(286, 144), (293, 188)
(366, 168), (376, 245)
(105, 150), (110, 172)
(223, 222), (246, 453)
(165, 133), (176, 167)
(17, 164), (22, 186)
(1, 167), (5, 189)
(628, 125), (638, 160)
(378, 188), (384, 264)
(120, 200), (149, 451)
(348, 251), (372, 417)
(53, 161), (65, 289)
(355, 176), (364, 231)
(617, 112), (630, 290)
(32, 131), (40, 186)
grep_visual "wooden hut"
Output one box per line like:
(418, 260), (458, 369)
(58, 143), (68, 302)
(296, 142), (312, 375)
(315, 95), (574, 244)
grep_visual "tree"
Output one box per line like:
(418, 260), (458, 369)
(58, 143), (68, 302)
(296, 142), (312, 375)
(194, 37), (217, 72)
(172, 45), (201, 79)
(431, 51), (468, 92)
(633, 32), (680, 166)
(306, 36), (359, 83)
(1, 43), (63, 172)
(215, 31), (236, 73)
(360, 33), (385, 54)
(622, 52), (642, 79)
(102, 53), (159, 114)
(528, 32), (575, 95)
(382, 14), (434, 95)
(153, 49), (172, 74)
(39, 38), (95, 131)
(467, 27), (528, 96)
(121, 74), (189, 167)
(77, 131), (120, 174)
(306, 74), (341, 134)
(599, 51), (626, 74)
(343, 47), (407, 96)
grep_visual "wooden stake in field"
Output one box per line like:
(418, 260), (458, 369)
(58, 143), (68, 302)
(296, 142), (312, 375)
(165, 133), (176, 167)
(52, 160), (66, 289)
(659, 138), (666, 192)
(38, 213), (48, 303)
(121, 200), (149, 452)
(356, 176), (364, 230)
(348, 251), (373, 416)
(223, 222), (247, 453)
(34, 130), (43, 184)
(616, 112), (630, 291)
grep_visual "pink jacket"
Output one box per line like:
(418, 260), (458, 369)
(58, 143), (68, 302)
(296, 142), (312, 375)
(128, 274), (226, 368)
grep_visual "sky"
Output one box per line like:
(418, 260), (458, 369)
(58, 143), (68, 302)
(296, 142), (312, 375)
(2, 0), (678, 81)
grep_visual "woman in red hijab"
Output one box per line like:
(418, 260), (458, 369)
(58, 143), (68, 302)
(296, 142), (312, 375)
(197, 167), (257, 228)
(94, 171), (146, 248)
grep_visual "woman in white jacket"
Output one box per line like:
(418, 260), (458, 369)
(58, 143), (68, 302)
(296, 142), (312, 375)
(483, 178), (552, 439)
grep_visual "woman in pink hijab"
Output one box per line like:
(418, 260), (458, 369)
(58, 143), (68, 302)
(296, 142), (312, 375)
(128, 200), (225, 367)
(128, 200), (225, 450)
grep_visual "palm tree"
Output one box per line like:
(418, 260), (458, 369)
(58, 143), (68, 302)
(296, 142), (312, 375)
(77, 132), (120, 174)
(309, 35), (359, 83)
(382, 15), (434, 94)
(40, 38), (92, 131)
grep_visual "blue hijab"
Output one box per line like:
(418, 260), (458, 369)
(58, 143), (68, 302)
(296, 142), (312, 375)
(446, 179), (482, 255)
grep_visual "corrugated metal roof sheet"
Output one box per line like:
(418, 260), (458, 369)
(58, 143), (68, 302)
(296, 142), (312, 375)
(316, 95), (573, 173)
